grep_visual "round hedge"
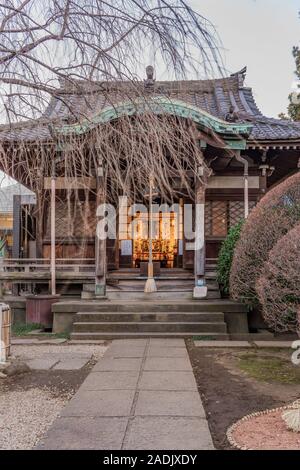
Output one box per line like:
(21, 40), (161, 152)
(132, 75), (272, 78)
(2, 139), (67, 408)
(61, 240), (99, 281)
(230, 172), (300, 307)
(256, 224), (300, 333)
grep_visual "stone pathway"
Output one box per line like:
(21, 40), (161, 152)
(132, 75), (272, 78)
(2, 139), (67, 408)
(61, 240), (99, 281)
(25, 352), (92, 370)
(37, 338), (214, 450)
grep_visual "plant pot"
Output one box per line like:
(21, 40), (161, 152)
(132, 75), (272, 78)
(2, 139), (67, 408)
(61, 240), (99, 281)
(26, 294), (60, 329)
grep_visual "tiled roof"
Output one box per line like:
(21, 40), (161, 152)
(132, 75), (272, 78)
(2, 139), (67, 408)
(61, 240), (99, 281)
(1, 69), (300, 143)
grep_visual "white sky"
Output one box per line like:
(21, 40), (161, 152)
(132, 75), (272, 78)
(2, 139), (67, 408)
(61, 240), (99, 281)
(188, 0), (300, 117)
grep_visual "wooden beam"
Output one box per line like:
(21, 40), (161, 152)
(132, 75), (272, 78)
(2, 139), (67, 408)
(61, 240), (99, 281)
(44, 176), (96, 190)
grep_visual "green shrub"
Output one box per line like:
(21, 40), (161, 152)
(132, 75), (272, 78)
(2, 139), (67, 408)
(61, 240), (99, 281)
(217, 220), (244, 296)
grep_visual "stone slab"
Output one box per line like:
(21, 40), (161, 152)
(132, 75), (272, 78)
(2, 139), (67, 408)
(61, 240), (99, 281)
(80, 371), (139, 390)
(123, 416), (214, 450)
(93, 357), (143, 372)
(193, 286), (208, 299)
(61, 390), (135, 417)
(144, 356), (192, 371)
(147, 347), (189, 358)
(253, 341), (296, 348)
(105, 346), (146, 358)
(110, 339), (148, 347)
(12, 339), (40, 344)
(149, 338), (186, 348)
(53, 358), (89, 370)
(36, 417), (128, 450)
(39, 338), (67, 344)
(194, 340), (251, 348)
(68, 340), (107, 344)
(26, 358), (59, 370)
(134, 391), (205, 417)
(12, 338), (67, 345)
(139, 371), (197, 391)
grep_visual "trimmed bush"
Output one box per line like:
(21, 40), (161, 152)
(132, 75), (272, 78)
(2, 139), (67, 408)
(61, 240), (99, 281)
(256, 224), (300, 333)
(230, 172), (300, 306)
(217, 220), (243, 296)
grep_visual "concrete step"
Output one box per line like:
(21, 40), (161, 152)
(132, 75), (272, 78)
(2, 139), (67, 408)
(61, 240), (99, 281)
(106, 280), (219, 290)
(107, 275), (196, 281)
(53, 299), (247, 314)
(72, 321), (227, 333)
(75, 311), (225, 322)
(70, 332), (229, 340)
(106, 291), (221, 300)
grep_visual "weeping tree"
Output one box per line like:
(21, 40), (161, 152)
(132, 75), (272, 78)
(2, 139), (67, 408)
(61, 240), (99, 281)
(0, 112), (213, 240)
(0, 0), (224, 267)
(0, 0), (222, 122)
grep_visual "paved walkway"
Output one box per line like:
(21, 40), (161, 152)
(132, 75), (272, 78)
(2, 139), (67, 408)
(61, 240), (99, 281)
(37, 338), (214, 450)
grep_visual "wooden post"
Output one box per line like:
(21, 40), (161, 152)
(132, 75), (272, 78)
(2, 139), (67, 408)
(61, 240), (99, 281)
(50, 171), (56, 296)
(95, 166), (106, 297)
(194, 180), (206, 283)
(12, 195), (21, 259)
(193, 169), (208, 299)
(235, 151), (249, 219)
(12, 195), (21, 296)
(144, 174), (157, 292)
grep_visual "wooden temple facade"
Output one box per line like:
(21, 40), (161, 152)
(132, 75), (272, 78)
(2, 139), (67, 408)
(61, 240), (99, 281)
(0, 67), (300, 298)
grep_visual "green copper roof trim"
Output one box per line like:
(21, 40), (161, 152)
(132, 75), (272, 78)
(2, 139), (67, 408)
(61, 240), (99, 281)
(224, 139), (247, 150)
(56, 96), (253, 138)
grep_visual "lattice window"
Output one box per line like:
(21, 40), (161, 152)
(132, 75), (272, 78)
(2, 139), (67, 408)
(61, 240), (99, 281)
(205, 200), (256, 237)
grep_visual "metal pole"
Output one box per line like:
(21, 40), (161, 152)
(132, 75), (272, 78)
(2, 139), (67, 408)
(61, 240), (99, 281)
(50, 170), (56, 296)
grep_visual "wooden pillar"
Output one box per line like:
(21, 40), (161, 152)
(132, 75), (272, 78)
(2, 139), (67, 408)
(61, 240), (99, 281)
(194, 180), (206, 283)
(259, 172), (267, 201)
(34, 190), (44, 259)
(95, 166), (106, 297)
(50, 173), (56, 296)
(12, 195), (21, 259)
(234, 151), (249, 219)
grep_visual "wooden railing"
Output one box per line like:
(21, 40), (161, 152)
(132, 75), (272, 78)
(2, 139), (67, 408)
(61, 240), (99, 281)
(0, 258), (96, 282)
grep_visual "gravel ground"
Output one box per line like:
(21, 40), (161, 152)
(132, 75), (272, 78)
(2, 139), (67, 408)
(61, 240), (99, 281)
(0, 387), (69, 450)
(231, 409), (300, 450)
(0, 343), (109, 449)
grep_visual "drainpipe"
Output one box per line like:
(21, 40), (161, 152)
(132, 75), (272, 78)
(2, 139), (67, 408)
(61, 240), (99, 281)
(235, 150), (249, 219)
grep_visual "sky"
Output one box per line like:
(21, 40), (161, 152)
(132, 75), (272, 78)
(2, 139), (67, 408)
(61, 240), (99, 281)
(188, 0), (300, 117)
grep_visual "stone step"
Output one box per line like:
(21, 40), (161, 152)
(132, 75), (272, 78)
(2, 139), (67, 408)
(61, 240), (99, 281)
(53, 299), (247, 314)
(75, 311), (225, 322)
(106, 281), (219, 290)
(107, 275), (196, 281)
(86, 280), (219, 291)
(106, 291), (221, 301)
(70, 332), (229, 340)
(72, 321), (227, 333)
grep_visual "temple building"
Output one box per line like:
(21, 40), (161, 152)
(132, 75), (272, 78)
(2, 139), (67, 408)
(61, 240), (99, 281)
(0, 68), (299, 338)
